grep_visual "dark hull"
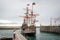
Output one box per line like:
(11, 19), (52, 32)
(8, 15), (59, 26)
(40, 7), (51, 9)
(0, 38), (12, 40)
(22, 32), (36, 36)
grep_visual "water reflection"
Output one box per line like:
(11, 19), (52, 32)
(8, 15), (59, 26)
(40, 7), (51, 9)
(25, 28), (60, 40)
(0, 28), (60, 40)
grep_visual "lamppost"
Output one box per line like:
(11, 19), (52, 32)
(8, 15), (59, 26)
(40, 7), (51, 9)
(50, 18), (52, 26)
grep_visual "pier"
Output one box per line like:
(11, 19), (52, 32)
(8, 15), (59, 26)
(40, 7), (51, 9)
(40, 26), (60, 33)
(13, 30), (27, 40)
(0, 26), (20, 30)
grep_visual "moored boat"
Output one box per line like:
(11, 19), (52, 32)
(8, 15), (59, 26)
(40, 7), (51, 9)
(21, 2), (38, 36)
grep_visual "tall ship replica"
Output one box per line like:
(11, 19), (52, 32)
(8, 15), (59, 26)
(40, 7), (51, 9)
(20, 2), (38, 36)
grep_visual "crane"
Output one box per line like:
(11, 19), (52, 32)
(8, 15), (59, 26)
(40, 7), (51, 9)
(50, 17), (60, 26)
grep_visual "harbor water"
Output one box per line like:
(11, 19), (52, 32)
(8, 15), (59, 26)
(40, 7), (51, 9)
(0, 28), (60, 40)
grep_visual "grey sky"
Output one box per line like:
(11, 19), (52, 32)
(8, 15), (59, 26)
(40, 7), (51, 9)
(0, 0), (60, 26)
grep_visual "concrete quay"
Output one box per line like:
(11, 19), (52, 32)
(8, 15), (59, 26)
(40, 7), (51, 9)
(13, 30), (27, 40)
(40, 26), (60, 33)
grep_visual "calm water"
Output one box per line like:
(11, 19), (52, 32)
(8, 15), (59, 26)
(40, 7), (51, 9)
(0, 28), (60, 40)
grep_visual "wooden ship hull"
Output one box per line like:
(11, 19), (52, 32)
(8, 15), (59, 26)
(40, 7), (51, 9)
(21, 24), (36, 36)
(21, 29), (36, 36)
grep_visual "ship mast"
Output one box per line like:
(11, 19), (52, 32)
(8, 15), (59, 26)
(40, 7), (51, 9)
(24, 2), (36, 26)
(30, 2), (36, 26)
(24, 4), (29, 26)
(21, 2), (38, 26)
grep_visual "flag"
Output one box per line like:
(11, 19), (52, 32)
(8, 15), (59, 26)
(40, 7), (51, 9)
(32, 2), (35, 5)
(27, 4), (30, 6)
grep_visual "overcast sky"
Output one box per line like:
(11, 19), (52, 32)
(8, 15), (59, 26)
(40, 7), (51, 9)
(0, 0), (60, 26)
